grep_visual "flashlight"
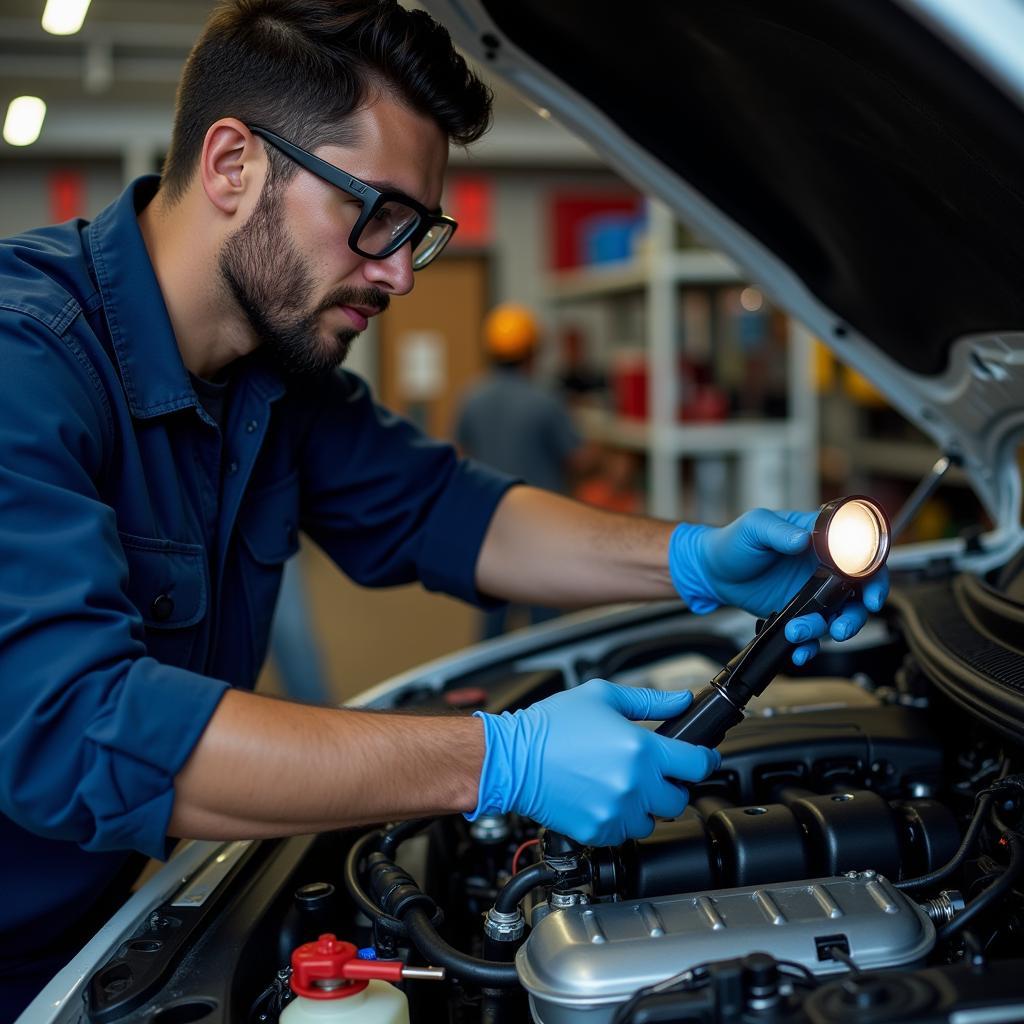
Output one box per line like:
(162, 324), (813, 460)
(655, 495), (890, 748)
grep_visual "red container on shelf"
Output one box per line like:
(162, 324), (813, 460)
(681, 384), (729, 422)
(611, 350), (648, 420)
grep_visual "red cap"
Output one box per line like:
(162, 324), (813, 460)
(290, 935), (405, 1000)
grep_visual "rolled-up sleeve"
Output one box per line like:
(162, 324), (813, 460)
(0, 312), (228, 859)
(298, 371), (518, 604)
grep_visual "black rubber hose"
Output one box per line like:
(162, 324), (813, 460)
(341, 822), (536, 987)
(342, 829), (408, 937)
(403, 907), (519, 988)
(937, 832), (1024, 942)
(494, 862), (560, 914)
(896, 792), (995, 892)
(379, 817), (434, 858)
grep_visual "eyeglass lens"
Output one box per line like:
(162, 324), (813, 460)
(357, 199), (421, 257)
(411, 221), (454, 269)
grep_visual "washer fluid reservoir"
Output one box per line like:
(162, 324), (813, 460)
(280, 934), (410, 1024)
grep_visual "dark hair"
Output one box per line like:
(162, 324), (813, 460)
(160, 0), (492, 203)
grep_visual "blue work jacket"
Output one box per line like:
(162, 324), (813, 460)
(0, 177), (513, 1002)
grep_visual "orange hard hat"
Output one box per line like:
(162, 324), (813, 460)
(484, 303), (540, 360)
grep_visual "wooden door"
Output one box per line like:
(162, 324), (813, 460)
(378, 254), (489, 440)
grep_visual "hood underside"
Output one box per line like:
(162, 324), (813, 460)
(430, 0), (1024, 550)
(478, 0), (1024, 377)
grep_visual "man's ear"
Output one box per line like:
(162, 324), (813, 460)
(199, 118), (264, 215)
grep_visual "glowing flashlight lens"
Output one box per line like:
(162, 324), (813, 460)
(826, 500), (883, 576)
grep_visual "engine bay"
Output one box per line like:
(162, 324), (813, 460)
(75, 575), (1024, 1024)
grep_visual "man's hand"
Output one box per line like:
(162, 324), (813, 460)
(470, 680), (719, 847)
(669, 509), (889, 665)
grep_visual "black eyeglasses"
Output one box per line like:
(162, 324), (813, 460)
(249, 125), (457, 271)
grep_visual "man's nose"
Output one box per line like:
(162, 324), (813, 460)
(363, 244), (415, 296)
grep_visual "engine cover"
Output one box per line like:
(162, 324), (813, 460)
(516, 872), (934, 1024)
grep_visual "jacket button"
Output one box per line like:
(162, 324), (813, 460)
(151, 594), (174, 622)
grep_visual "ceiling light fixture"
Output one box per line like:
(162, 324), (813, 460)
(3, 97), (47, 147)
(41, 0), (92, 36)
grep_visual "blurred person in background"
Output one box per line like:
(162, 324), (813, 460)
(455, 302), (590, 635)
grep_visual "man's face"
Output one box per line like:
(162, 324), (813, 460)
(218, 96), (449, 377)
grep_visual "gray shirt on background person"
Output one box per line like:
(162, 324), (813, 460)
(456, 367), (582, 494)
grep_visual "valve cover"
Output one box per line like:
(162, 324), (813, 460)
(516, 872), (934, 1024)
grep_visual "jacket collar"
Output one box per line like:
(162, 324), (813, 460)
(86, 176), (284, 418)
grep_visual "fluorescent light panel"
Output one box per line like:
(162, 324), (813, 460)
(4, 97), (47, 147)
(41, 0), (92, 36)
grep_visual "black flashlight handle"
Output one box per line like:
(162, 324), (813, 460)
(656, 570), (857, 747)
(722, 570), (854, 701)
(655, 681), (744, 748)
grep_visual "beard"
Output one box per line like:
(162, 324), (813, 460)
(218, 180), (389, 378)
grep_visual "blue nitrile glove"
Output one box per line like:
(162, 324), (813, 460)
(468, 680), (719, 846)
(669, 508), (889, 665)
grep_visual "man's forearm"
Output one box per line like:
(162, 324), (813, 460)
(169, 689), (484, 839)
(475, 485), (677, 606)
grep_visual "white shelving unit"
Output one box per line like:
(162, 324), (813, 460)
(545, 200), (818, 522)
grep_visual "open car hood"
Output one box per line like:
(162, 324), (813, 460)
(425, 0), (1024, 568)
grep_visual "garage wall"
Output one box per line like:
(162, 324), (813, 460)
(0, 157), (122, 236)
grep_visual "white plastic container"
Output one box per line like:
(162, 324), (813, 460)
(280, 979), (410, 1024)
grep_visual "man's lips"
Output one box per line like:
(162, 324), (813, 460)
(334, 304), (382, 331)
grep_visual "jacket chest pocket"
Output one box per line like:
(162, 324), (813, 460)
(119, 532), (208, 668)
(236, 471), (302, 668)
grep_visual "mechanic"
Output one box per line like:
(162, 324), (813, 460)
(0, 1), (888, 1017)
